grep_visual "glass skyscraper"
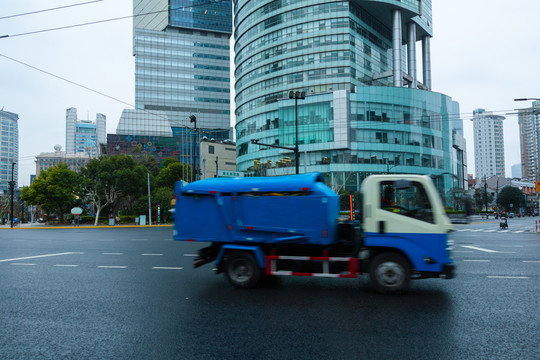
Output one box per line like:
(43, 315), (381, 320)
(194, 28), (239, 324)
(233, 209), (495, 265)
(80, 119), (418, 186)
(116, 0), (233, 176)
(132, 0), (233, 131)
(234, 0), (460, 197)
(65, 107), (106, 157)
(0, 110), (18, 194)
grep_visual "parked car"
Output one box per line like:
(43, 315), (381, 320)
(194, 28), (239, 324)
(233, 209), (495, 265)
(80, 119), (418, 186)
(508, 212), (515, 218)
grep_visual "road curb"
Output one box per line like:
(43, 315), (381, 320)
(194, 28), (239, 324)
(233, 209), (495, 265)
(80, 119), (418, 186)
(0, 224), (173, 230)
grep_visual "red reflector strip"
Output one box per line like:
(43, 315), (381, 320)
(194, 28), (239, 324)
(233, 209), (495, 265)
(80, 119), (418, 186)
(301, 187), (309, 191)
(209, 191), (217, 194)
(246, 226), (254, 230)
(187, 239), (194, 242)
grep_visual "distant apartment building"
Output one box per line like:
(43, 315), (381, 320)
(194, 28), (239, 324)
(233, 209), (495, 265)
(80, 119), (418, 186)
(199, 139), (237, 179)
(115, 0), (233, 177)
(35, 145), (90, 174)
(518, 101), (540, 180)
(472, 109), (505, 179)
(511, 163), (522, 179)
(0, 109), (18, 195)
(65, 107), (106, 157)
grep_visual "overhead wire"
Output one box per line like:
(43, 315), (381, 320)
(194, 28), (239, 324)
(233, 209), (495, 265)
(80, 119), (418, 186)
(0, 0), (228, 39)
(0, 1), (104, 20)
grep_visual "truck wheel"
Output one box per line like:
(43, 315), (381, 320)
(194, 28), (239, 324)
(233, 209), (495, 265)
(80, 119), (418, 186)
(369, 253), (410, 294)
(224, 252), (261, 289)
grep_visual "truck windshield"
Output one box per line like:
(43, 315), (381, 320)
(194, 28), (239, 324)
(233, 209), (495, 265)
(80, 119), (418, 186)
(380, 181), (434, 223)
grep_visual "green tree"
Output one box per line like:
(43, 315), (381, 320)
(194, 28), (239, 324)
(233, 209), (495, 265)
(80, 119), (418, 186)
(80, 154), (146, 225)
(156, 161), (190, 188)
(21, 164), (80, 222)
(473, 188), (494, 212)
(497, 186), (525, 212)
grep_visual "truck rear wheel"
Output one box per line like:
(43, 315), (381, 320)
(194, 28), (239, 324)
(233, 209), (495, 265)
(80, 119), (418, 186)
(224, 252), (261, 289)
(369, 253), (410, 294)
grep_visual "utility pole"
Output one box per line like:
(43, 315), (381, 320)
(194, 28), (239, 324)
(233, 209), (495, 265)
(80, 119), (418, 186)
(9, 162), (15, 228)
(484, 174), (488, 214)
(190, 115), (197, 182)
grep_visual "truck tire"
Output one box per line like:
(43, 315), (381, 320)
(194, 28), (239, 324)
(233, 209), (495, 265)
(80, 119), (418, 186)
(224, 252), (261, 289)
(369, 253), (410, 294)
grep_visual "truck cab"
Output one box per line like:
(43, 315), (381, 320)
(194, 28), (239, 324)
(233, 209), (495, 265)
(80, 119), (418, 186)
(360, 175), (455, 292)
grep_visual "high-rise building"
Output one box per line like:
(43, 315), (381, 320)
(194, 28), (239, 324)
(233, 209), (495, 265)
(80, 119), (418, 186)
(472, 109), (505, 180)
(124, 0), (232, 132)
(518, 101), (540, 180)
(234, 0), (460, 197)
(115, 0), (233, 176)
(65, 107), (106, 157)
(0, 110), (18, 194)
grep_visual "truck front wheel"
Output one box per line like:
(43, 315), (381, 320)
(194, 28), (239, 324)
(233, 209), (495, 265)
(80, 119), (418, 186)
(224, 252), (261, 289)
(369, 253), (410, 294)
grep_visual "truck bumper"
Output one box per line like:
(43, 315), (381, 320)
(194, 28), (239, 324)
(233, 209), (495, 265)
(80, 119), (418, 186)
(442, 263), (455, 279)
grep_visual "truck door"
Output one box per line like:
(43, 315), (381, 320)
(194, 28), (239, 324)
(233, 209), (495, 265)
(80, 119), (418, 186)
(365, 179), (452, 273)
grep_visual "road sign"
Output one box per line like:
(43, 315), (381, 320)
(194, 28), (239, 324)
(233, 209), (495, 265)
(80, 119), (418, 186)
(217, 170), (244, 177)
(535, 181), (540, 192)
(71, 207), (83, 215)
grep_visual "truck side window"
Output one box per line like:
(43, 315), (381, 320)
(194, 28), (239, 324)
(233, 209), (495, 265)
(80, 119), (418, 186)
(380, 181), (434, 223)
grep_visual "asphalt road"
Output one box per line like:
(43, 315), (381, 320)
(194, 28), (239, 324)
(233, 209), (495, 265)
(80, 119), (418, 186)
(0, 224), (539, 359)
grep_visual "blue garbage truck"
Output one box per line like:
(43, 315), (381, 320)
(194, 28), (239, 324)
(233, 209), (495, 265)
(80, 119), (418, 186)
(173, 172), (455, 293)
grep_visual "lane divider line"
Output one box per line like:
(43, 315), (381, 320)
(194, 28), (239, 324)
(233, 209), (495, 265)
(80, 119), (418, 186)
(0, 252), (84, 263)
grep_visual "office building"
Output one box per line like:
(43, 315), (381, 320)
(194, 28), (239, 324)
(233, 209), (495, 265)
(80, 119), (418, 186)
(518, 101), (540, 180)
(0, 109), (18, 195)
(65, 107), (106, 157)
(511, 163), (522, 179)
(35, 145), (90, 174)
(472, 108), (505, 180)
(199, 139), (237, 179)
(234, 0), (461, 198)
(116, 0), (233, 174)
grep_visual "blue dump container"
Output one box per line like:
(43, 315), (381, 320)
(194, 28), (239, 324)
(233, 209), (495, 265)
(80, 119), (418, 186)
(173, 172), (339, 246)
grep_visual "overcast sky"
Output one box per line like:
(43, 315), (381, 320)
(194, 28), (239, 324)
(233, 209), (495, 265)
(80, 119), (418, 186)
(1, 0), (539, 186)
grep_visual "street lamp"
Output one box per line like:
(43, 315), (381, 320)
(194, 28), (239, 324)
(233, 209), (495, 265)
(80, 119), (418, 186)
(9, 162), (15, 228)
(289, 91), (305, 175)
(250, 91), (305, 175)
(190, 115), (197, 182)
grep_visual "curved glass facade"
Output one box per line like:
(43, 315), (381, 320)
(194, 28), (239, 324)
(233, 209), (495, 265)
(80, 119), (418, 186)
(234, 0), (456, 198)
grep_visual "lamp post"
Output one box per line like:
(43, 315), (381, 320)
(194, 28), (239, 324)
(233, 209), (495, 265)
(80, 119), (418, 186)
(9, 162), (15, 228)
(250, 91), (305, 175)
(190, 115), (197, 182)
(289, 91), (305, 174)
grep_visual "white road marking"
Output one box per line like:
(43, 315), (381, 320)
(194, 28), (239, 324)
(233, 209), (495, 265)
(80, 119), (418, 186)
(0, 252), (84, 263)
(499, 230), (510, 233)
(514, 230), (525, 233)
(54, 264), (79, 267)
(488, 276), (529, 279)
(484, 230), (497, 232)
(11, 263), (36, 266)
(152, 267), (183, 270)
(464, 260), (490, 262)
(460, 245), (499, 253)
(470, 229), (484, 232)
(103, 253), (123, 255)
(523, 260), (540, 263)
(98, 266), (127, 269)
(183, 254), (198, 257)
(142, 254), (163, 256)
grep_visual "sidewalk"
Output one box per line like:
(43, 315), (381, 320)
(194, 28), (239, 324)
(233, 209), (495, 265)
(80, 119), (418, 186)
(0, 222), (172, 229)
